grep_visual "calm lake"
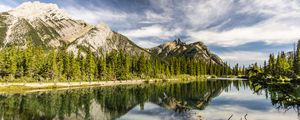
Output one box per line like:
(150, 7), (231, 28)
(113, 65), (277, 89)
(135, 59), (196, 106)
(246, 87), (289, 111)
(0, 80), (299, 120)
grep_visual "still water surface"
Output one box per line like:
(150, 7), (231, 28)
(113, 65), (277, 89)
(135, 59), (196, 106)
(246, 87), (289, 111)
(0, 80), (299, 120)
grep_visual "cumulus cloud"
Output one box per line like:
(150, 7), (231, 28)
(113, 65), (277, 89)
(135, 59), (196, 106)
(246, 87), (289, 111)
(218, 51), (269, 66)
(133, 40), (160, 48)
(189, 16), (300, 46)
(0, 3), (12, 12)
(183, 0), (233, 28)
(122, 25), (182, 40)
(4, 0), (300, 65)
(239, 0), (300, 15)
(219, 51), (268, 61)
(139, 11), (172, 24)
(63, 6), (131, 25)
(187, 0), (300, 47)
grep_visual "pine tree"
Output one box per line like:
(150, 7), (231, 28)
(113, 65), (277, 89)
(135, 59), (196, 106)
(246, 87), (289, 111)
(48, 49), (59, 81)
(165, 65), (171, 77)
(263, 60), (267, 74)
(77, 49), (86, 82)
(293, 40), (300, 76)
(73, 55), (81, 81)
(24, 38), (34, 78)
(137, 52), (146, 76)
(280, 52), (290, 76)
(233, 64), (239, 76)
(175, 59), (180, 75)
(57, 50), (64, 81)
(8, 48), (17, 80)
(15, 48), (24, 78)
(209, 60), (214, 75)
(98, 56), (106, 80)
(275, 53), (281, 76)
(268, 54), (275, 76)
(69, 53), (78, 81)
(62, 51), (71, 81)
(86, 48), (96, 81)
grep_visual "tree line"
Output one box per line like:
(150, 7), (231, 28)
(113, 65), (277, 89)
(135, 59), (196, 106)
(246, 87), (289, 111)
(247, 40), (300, 80)
(0, 41), (234, 82)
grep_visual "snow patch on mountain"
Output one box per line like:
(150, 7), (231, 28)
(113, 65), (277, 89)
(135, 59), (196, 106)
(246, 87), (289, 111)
(4, 16), (18, 46)
(8, 1), (69, 21)
(67, 22), (113, 53)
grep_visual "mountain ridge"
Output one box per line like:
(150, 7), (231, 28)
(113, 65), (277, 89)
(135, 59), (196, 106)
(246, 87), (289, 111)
(0, 1), (149, 56)
(149, 38), (223, 65)
(0, 1), (223, 65)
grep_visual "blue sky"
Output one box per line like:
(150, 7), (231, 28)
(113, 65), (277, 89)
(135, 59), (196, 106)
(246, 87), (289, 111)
(1, 0), (300, 66)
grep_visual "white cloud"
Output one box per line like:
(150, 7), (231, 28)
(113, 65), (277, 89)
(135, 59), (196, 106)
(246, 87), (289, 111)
(218, 51), (269, 66)
(139, 11), (172, 24)
(0, 3), (12, 12)
(63, 6), (130, 25)
(149, 0), (234, 29)
(239, 0), (300, 16)
(189, 12), (300, 47)
(2, 0), (299, 66)
(121, 25), (182, 39)
(133, 40), (159, 48)
(183, 0), (233, 27)
(177, 0), (300, 47)
(120, 25), (182, 48)
(219, 51), (268, 61)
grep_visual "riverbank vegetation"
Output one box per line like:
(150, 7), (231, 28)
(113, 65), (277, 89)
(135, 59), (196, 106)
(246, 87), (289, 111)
(247, 40), (300, 81)
(0, 41), (235, 82)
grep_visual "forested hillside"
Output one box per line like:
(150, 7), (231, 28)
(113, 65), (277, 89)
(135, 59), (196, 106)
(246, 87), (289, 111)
(0, 2), (235, 82)
(0, 40), (232, 82)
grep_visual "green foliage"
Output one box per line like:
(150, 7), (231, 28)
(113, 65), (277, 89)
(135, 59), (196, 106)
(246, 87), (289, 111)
(0, 45), (233, 82)
(249, 40), (300, 80)
(294, 40), (300, 75)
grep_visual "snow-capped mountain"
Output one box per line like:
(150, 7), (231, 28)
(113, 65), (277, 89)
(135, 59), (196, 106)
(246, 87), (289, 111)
(0, 1), (223, 64)
(0, 1), (148, 55)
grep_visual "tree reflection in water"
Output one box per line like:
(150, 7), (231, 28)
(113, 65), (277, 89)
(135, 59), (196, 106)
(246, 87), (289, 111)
(0, 80), (249, 120)
(250, 81), (300, 117)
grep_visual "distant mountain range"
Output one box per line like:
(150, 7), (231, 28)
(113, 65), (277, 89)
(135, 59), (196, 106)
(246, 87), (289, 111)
(0, 1), (223, 65)
(150, 38), (223, 65)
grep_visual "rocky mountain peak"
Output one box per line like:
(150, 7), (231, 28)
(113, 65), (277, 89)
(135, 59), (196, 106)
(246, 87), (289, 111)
(8, 1), (69, 21)
(0, 2), (222, 64)
(150, 39), (224, 65)
(173, 38), (186, 45)
(95, 22), (111, 31)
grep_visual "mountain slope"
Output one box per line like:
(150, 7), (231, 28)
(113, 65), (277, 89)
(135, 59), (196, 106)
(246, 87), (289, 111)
(150, 39), (223, 65)
(0, 1), (222, 64)
(0, 1), (149, 56)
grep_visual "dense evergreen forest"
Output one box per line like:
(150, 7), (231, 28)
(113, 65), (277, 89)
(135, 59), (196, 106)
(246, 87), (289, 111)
(247, 40), (300, 81)
(0, 41), (234, 82)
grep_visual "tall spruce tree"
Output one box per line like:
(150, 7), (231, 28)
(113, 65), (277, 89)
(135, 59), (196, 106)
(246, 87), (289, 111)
(293, 40), (300, 76)
(86, 48), (96, 81)
(137, 52), (146, 75)
(48, 49), (59, 81)
(268, 54), (275, 76)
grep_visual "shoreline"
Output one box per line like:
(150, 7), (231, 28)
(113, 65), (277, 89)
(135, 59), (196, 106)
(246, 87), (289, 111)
(0, 79), (179, 93)
(208, 77), (248, 81)
(0, 77), (247, 94)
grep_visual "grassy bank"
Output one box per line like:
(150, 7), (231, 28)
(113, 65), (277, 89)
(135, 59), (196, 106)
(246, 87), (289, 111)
(0, 75), (209, 93)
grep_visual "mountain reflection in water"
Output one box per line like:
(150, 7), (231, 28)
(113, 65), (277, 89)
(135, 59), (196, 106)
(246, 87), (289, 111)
(0, 80), (300, 120)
